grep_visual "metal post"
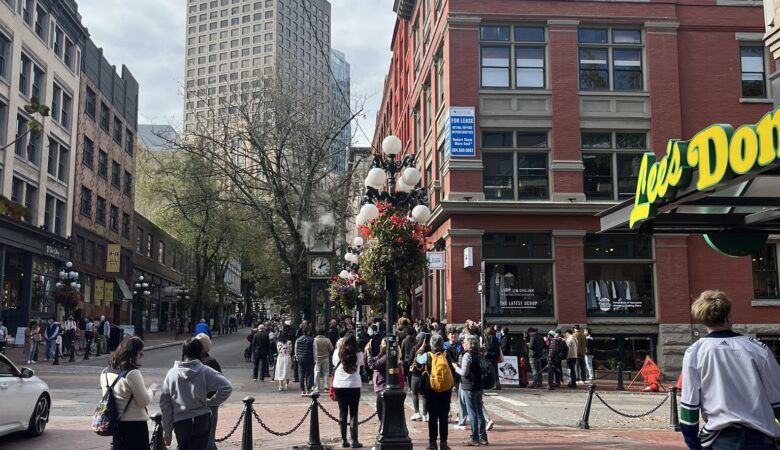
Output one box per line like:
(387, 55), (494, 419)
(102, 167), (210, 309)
(577, 383), (597, 429)
(241, 396), (254, 450)
(376, 275), (412, 450)
(616, 362), (625, 391)
(669, 386), (681, 431)
(307, 392), (324, 450)
(151, 412), (164, 450)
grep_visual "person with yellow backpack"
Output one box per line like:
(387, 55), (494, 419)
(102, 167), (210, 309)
(418, 333), (456, 450)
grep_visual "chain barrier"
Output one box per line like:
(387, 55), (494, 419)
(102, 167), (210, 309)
(594, 391), (669, 419)
(252, 404), (311, 436)
(215, 408), (246, 443)
(317, 403), (379, 425)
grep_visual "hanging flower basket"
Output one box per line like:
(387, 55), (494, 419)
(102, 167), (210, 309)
(328, 276), (358, 312)
(358, 202), (429, 305)
(54, 288), (82, 311)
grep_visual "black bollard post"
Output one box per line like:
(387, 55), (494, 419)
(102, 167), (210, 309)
(151, 412), (164, 450)
(616, 362), (624, 391)
(669, 386), (681, 431)
(53, 342), (60, 365)
(577, 384), (597, 429)
(241, 396), (254, 450)
(307, 392), (324, 450)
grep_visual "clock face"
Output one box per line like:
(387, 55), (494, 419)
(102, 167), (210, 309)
(310, 256), (331, 277)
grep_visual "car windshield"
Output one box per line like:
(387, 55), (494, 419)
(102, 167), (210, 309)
(0, 356), (19, 377)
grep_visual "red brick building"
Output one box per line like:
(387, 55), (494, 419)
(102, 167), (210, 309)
(374, 0), (780, 375)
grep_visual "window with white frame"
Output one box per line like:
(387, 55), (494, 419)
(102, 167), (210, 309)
(753, 243), (780, 299)
(50, 83), (72, 129)
(740, 46), (767, 98)
(34, 3), (47, 40)
(0, 32), (10, 81)
(578, 28), (643, 91)
(480, 25), (546, 89)
(482, 130), (550, 200)
(15, 113), (40, 165)
(582, 131), (646, 201)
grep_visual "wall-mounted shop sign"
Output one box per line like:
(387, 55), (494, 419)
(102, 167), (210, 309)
(444, 106), (475, 159)
(630, 107), (780, 229)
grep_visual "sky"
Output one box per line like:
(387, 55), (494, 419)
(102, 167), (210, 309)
(77, 0), (397, 145)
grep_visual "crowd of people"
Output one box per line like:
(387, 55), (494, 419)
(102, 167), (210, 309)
(13, 315), (115, 364)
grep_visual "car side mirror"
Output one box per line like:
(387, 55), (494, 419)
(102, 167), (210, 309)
(20, 368), (34, 379)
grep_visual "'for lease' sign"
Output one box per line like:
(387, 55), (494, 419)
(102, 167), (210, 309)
(445, 106), (475, 158)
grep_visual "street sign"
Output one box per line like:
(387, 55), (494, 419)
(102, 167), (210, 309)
(444, 106), (475, 159)
(426, 251), (445, 270)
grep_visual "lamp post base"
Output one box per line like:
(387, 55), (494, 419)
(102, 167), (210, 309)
(375, 388), (412, 450)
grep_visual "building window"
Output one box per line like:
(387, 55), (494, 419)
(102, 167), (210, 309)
(63, 38), (74, 70)
(113, 117), (122, 144)
(96, 196), (106, 225)
(54, 199), (64, 236)
(50, 83), (72, 129)
(11, 177), (22, 203)
(85, 87), (96, 119)
(123, 171), (133, 197)
(483, 233), (554, 318)
(0, 33), (10, 80)
(34, 4), (47, 40)
(47, 138), (58, 177)
(158, 241), (166, 265)
(740, 46), (766, 98)
(122, 213), (131, 238)
(136, 227), (144, 254)
(22, 0), (33, 26)
(109, 205), (119, 232)
(584, 233), (654, 317)
(582, 131), (646, 200)
(480, 25), (546, 89)
(47, 139), (68, 182)
(98, 150), (108, 178)
(57, 144), (68, 182)
(80, 186), (92, 217)
(578, 28), (643, 91)
(76, 236), (85, 261)
(24, 183), (36, 220)
(147, 234), (153, 258)
(482, 130), (549, 200)
(43, 194), (53, 232)
(752, 243), (779, 299)
(111, 160), (121, 188)
(125, 130), (134, 155)
(86, 240), (95, 265)
(83, 137), (94, 168)
(100, 102), (110, 132)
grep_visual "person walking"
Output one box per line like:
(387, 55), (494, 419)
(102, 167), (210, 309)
(484, 327), (501, 390)
(584, 327), (595, 381)
(564, 329), (578, 388)
(527, 328), (545, 389)
(98, 316), (111, 356)
(410, 336), (430, 421)
(84, 318), (95, 360)
(314, 327), (334, 393)
(101, 336), (157, 450)
(25, 321), (40, 364)
(252, 324), (270, 381)
(546, 330), (561, 390)
(194, 318), (212, 339)
(574, 325), (587, 383)
(444, 328), (467, 430)
(365, 338), (387, 422)
(193, 333), (222, 450)
(274, 334), (293, 391)
(681, 290), (780, 450)
(295, 325), (315, 396)
(454, 335), (487, 446)
(61, 316), (76, 360)
(44, 318), (58, 361)
(332, 334), (364, 448)
(419, 334), (455, 450)
(161, 338), (233, 450)
(400, 327), (418, 390)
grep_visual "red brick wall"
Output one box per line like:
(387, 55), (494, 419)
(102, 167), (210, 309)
(549, 21), (582, 162)
(655, 236), (692, 324)
(554, 235), (586, 324)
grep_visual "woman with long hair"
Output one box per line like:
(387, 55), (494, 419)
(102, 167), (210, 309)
(275, 334), (293, 390)
(365, 338), (387, 422)
(410, 335), (430, 421)
(101, 336), (157, 450)
(331, 334), (364, 448)
(25, 320), (39, 364)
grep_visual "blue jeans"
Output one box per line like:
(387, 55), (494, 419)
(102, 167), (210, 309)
(456, 386), (467, 426)
(462, 389), (486, 442)
(711, 427), (778, 450)
(28, 341), (37, 362)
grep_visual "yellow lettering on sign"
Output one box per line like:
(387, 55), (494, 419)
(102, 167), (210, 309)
(629, 152), (656, 229)
(755, 108), (780, 166)
(729, 125), (759, 175)
(687, 125), (733, 192)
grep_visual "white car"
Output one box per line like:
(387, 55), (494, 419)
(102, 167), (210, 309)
(0, 353), (50, 438)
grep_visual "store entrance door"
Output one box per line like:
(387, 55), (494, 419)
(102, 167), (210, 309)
(591, 334), (657, 373)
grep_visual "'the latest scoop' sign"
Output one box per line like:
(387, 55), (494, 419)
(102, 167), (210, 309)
(630, 107), (780, 229)
(444, 106), (475, 159)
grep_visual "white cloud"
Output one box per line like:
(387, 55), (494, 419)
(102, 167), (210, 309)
(77, 0), (396, 144)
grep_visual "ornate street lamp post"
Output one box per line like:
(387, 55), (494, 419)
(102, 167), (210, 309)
(132, 275), (150, 340)
(54, 261), (81, 364)
(357, 135), (431, 450)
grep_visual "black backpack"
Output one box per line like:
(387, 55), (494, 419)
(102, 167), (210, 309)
(479, 357), (495, 390)
(557, 338), (568, 361)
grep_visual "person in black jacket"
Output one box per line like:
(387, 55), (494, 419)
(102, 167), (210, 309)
(454, 335), (486, 446)
(527, 328), (546, 389)
(195, 333), (222, 450)
(252, 325), (270, 381)
(499, 327), (511, 356)
(295, 325), (315, 396)
(484, 328), (501, 390)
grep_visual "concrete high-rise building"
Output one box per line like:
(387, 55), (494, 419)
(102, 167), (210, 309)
(183, 0), (332, 129)
(330, 48), (350, 172)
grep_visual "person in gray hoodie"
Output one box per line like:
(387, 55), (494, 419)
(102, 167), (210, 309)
(160, 337), (233, 449)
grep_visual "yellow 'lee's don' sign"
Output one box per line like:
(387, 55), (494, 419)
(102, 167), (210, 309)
(630, 107), (780, 229)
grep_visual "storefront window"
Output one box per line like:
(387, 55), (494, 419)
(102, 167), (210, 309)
(30, 257), (57, 319)
(484, 233), (554, 318)
(591, 334), (656, 372)
(584, 234), (654, 317)
(752, 244), (779, 299)
(1, 253), (24, 311)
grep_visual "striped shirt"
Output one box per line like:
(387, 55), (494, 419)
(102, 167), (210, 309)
(680, 330), (780, 449)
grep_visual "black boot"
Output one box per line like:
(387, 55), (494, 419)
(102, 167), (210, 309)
(350, 420), (362, 448)
(440, 441), (450, 450)
(426, 442), (438, 450)
(340, 421), (349, 448)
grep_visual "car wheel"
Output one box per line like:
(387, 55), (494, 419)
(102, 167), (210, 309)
(25, 394), (50, 437)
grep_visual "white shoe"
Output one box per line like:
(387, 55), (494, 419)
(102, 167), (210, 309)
(410, 413), (422, 421)
(422, 414), (429, 422)
(26, 360), (31, 364)
(454, 425), (467, 430)
(486, 420), (495, 430)
(31, 360), (36, 364)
